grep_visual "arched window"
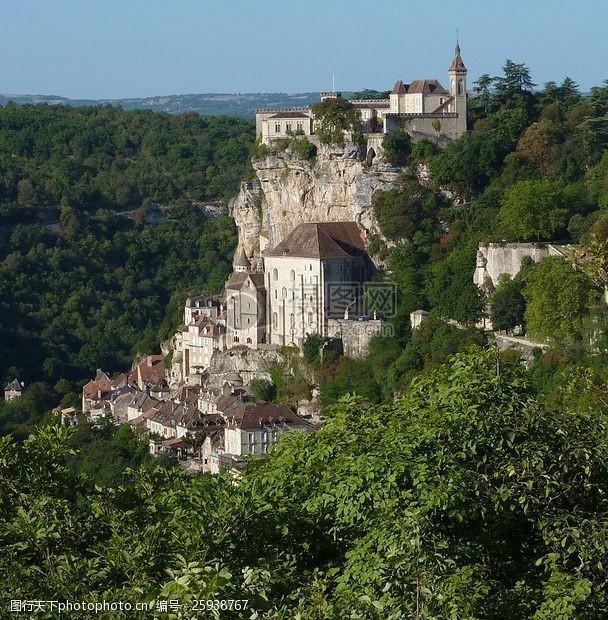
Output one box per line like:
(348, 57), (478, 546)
(272, 312), (278, 328)
(290, 313), (295, 327)
(457, 79), (464, 96)
(290, 269), (295, 282)
(282, 287), (287, 299)
(273, 268), (278, 281)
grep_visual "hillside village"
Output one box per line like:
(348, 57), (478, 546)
(41, 41), (606, 475)
(0, 40), (590, 485)
(6, 5), (608, 611)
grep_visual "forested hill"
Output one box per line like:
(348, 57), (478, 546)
(0, 91), (333, 118)
(0, 103), (255, 209)
(0, 103), (254, 434)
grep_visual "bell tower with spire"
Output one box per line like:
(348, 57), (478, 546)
(448, 38), (468, 136)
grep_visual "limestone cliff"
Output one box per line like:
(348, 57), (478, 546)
(229, 143), (401, 260)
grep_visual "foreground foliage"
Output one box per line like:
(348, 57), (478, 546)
(1, 349), (607, 618)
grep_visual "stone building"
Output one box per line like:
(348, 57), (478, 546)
(172, 294), (226, 382)
(263, 221), (373, 347)
(473, 242), (568, 293)
(4, 378), (23, 401)
(225, 248), (267, 348)
(222, 402), (310, 458)
(256, 43), (468, 145)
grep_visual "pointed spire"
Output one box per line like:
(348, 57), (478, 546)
(449, 36), (467, 73)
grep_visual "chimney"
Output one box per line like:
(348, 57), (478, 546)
(147, 356), (153, 367)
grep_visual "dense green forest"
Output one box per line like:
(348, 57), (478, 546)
(0, 104), (251, 434)
(0, 103), (255, 207)
(0, 206), (237, 435)
(2, 348), (608, 618)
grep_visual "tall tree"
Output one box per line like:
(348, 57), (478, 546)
(523, 256), (597, 344)
(490, 274), (526, 333)
(499, 178), (573, 241)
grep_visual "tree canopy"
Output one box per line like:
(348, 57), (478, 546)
(0, 103), (255, 208)
(3, 349), (608, 617)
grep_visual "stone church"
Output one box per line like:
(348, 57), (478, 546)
(256, 42), (468, 144)
(225, 222), (373, 349)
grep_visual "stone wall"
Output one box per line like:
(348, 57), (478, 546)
(474, 242), (567, 291)
(385, 113), (462, 140)
(327, 318), (384, 358)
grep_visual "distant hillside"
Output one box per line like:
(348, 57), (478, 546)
(0, 92), (354, 117)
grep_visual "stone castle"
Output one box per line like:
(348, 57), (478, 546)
(255, 42), (468, 144)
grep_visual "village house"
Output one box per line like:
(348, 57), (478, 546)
(256, 43), (468, 144)
(222, 402), (311, 460)
(81, 369), (131, 413)
(4, 378), (23, 401)
(172, 294), (226, 383)
(131, 354), (166, 391)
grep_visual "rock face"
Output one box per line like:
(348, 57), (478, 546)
(229, 144), (401, 258)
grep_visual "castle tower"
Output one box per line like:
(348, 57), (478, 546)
(448, 40), (467, 136)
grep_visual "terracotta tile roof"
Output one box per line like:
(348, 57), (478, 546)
(226, 272), (265, 291)
(391, 80), (407, 95)
(82, 378), (114, 400)
(225, 403), (310, 430)
(449, 47), (467, 72)
(225, 272), (248, 290)
(129, 392), (160, 413)
(94, 369), (110, 382)
(406, 79), (449, 95)
(132, 355), (166, 386)
(265, 222), (366, 259)
(216, 390), (247, 414)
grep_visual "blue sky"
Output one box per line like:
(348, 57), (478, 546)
(0, 0), (606, 98)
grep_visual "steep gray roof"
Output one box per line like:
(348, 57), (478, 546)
(265, 222), (365, 259)
(234, 246), (251, 269)
(4, 378), (22, 391)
